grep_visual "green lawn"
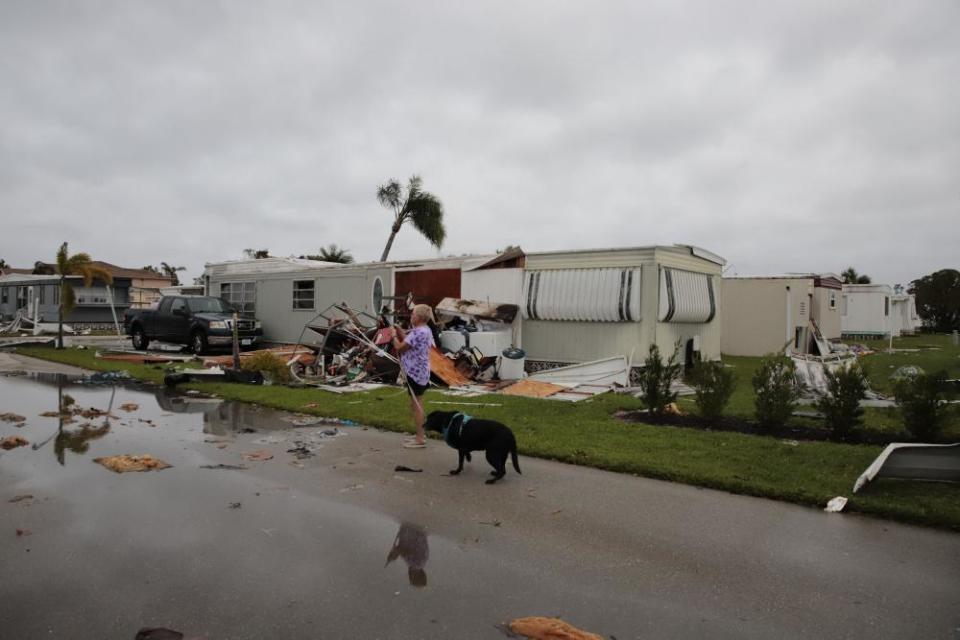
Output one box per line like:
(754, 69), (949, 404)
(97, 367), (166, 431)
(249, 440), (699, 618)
(14, 343), (960, 531)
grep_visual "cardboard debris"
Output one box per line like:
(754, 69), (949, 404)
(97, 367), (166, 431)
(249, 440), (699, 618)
(500, 379), (566, 398)
(508, 616), (603, 640)
(119, 403), (140, 412)
(93, 454), (172, 473)
(0, 412), (26, 423)
(1, 436), (29, 450)
(429, 347), (473, 386)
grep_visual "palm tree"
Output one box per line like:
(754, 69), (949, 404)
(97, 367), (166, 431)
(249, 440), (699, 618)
(377, 175), (446, 262)
(318, 244), (354, 264)
(160, 262), (186, 286)
(841, 267), (871, 284)
(0, 259), (8, 269)
(55, 242), (112, 349)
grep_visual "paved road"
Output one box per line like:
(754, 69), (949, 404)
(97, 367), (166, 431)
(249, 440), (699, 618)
(0, 360), (958, 639)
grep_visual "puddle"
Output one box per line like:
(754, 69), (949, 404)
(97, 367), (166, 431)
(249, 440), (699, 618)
(0, 373), (626, 639)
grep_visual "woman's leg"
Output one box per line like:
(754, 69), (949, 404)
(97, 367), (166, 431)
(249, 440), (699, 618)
(410, 393), (425, 444)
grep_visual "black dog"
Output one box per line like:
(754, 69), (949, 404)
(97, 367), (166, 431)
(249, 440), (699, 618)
(424, 411), (521, 484)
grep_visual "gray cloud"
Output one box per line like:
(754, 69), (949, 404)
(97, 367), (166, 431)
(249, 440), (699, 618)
(1, 0), (957, 287)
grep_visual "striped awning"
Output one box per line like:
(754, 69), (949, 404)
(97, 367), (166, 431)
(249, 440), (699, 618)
(522, 268), (641, 322)
(658, 267), (716, 323)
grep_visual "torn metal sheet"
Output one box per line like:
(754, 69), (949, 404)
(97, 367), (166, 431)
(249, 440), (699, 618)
(528, 356), (629, 387)
(853, 443), (960, 493)
(434, 297), (519, 324)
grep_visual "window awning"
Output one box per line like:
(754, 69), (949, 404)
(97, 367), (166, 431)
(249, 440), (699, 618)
(522, 268), (641, 322)
(658, 267), (716, 323)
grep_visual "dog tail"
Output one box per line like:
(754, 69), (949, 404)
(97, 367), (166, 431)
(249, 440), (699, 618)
(511, 445), (521, 474)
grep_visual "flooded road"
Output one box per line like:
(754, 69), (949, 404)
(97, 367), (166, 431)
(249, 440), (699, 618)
(2, 372), (959, 639)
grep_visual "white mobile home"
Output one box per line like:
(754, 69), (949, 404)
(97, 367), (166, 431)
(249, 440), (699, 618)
(462, 245), (724, 368)
(889, 290), (922, 336)
(841, 284), (893, 338)
(202, 256), (489, 345)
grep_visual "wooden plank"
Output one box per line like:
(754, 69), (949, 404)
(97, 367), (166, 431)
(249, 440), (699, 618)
(499, 379), (566, 398)
(428, 347), (472, 386)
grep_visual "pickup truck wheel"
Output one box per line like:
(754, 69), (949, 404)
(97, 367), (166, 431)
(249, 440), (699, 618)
(190, 331), (208, 355)
(132, 327), (149, 351)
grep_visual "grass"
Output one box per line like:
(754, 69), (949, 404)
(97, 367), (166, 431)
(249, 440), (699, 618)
(14, 342), (960, 531)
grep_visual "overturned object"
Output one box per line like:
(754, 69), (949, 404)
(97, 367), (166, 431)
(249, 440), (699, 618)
(94, 454), (172, 473)
(853, 443), (960, 493)
(508, 616), (603, 640)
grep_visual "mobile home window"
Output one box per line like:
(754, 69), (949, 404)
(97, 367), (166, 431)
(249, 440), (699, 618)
(829, 291), (836, 310)
(220, 281), (256, 314)
(884, 296), (889, 316)
(39, 286), (46, 305)
(1, 287), (7, 304)
(371, 277), (384, 313)
(293, 280), (315, 310)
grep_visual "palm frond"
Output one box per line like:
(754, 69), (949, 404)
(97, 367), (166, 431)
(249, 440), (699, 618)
(377, 180), (402, 213)
(78, 265), (113, 287)
(407, 192), (446, 249)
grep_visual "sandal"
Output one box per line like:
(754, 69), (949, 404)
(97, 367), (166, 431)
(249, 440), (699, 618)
(403, 441), (427, 449)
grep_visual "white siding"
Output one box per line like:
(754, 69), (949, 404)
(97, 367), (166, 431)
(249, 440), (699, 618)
(461, 268), (524, 305)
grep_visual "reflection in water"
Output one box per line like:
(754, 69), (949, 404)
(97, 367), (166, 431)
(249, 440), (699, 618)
(203, 401), (292, 435)
(385, 523), (430, 588)
(41, 375), (114, 465)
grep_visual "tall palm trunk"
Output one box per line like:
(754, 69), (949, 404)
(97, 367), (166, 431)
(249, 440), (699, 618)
(380, 221), (402, 262)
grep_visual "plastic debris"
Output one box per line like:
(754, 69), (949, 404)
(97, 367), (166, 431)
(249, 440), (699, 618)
(199, 464), (248, 470)
(228, 502), (242, 509)
(890, 365), (924, 381)
(824, 496), (848, 513)
(93, 454), (172, 473)
(1, 436), (29, 450)
(508, 616), (604, 640)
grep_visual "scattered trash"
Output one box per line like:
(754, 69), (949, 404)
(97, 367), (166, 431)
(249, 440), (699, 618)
(241, 449), (274, 462)
(890, 365), (925, 381)
(281, 415), (327, 427)
(93, 454), (173, 473)
(1, 412), (26, 422)
(1, 435), (29, 450)
(781, 440), (800, 447)
(479, 520), (502, 527)
(228, 502), (242, 509)
(286, 443), (316, 460)
(16, 528), (32, 537)
(824, 496), (848, 513)
(119, 403), (140, 412)
(340, 483), (364, 493)
(508, 616), (603, 640)
(394, 465), (423, 473)
(8, 495), (33, 503)
(199, 464), (248, 470)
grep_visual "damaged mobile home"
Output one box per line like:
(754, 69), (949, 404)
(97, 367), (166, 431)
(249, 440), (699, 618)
(202, 244), (724, 375)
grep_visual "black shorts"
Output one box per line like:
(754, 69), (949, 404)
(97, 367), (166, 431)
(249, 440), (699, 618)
(407, 379), (428, 396)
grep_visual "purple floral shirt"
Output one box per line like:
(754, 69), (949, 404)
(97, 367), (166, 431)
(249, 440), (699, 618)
(401, 325), (433, 386)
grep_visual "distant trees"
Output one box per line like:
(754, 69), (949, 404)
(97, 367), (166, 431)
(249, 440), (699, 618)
(377, 175), (446, 262)
(244, 249), (270, 259)
(54, 242), (112, 349)
(910, 269), (960, 332)
(159, 262), (186, 286)
(32, 261), (55, 275)
(841, 267), (871, 284)
(0, 258), (7, 269)
(300, 244), (354, 264)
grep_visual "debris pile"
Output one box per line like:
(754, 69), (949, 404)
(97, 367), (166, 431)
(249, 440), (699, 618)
(93, 454), (172, 473)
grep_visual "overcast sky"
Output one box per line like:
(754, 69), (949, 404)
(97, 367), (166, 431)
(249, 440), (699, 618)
(1, 1), (957, 286)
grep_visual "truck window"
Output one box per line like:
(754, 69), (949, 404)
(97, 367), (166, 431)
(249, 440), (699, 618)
(159, 298), (173, 314)
(170, 298), (188, 315)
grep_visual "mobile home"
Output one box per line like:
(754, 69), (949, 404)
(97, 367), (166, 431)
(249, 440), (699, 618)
(841, 284), (893, 338)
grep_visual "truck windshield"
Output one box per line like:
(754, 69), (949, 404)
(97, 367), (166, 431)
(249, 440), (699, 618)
(187, 298), (233, 314)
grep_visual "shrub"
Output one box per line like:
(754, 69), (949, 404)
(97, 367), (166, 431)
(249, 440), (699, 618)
(241, 351), (292, 384)
(895, 371), (948, 441)
(752, 355), (802, 432)
(815, 363), (868, 441)
(688, 360), (736, 421)
(637, 344), (682, 417)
